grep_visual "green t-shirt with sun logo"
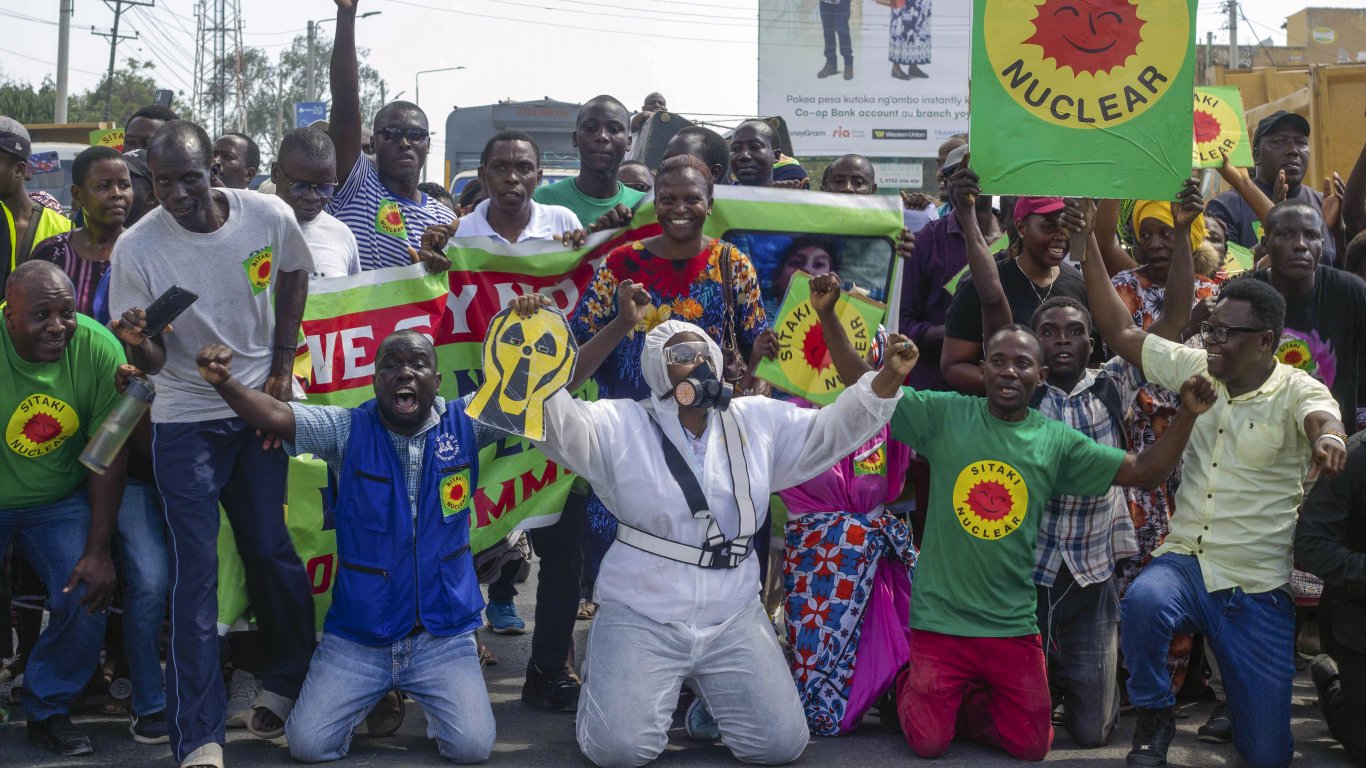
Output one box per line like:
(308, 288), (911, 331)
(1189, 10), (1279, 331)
(890, 388), (1125, 637)
(1, 314), (126, 508)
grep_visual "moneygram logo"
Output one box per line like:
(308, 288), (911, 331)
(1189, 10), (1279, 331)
(984, 0), (1189, 128)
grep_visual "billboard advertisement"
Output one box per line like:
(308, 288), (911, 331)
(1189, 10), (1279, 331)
(758, 0), (970, 158)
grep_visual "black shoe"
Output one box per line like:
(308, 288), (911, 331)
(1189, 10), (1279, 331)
(130, 709), (170, 745)
(1311, 653), (1341, 699)
(1196, 702), (1232, 744)
(1127, 706), (1176, 767)
(522, 662), (581, 712)
(817, 62), (838, 78)
(28, 714), (94, 756)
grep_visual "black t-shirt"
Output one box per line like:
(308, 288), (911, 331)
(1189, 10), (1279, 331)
(945, 256), (1091, 344)
(1253, 266), (1366, 420)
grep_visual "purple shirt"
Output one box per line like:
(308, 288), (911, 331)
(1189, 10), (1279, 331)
(898, 214), (969, 391)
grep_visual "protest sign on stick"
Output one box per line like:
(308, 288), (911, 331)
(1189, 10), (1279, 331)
(1193, 86), (1253, 169)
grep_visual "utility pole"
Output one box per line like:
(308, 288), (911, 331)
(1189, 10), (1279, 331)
(1227, 0), (1239, 70)
(306, 20), (316, 104)
(55, 0), (73, 122)
(1205, 30), (1214, 84)
(91, 0), (156, 122)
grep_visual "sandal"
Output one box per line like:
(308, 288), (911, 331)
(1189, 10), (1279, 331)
(364, 690), (406, 737)
(246, 690), (292, 739)
(181, 742), (224, 768)
(479, 644), (498, 668)
(576, 600), (598, 621)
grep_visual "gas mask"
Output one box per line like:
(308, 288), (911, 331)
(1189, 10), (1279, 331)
(669, 360), (733, 411)
(466, 306), (578, 440)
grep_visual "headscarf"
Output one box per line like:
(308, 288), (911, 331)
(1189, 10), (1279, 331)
(1131, 199), (1207, 253)
(640, 319), (724, 402)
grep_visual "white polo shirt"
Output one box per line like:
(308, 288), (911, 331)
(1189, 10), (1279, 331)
(453, 198), (581, 244)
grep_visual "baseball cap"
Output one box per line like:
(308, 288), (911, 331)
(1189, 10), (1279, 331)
(0, 116), (32, 161)
(122, 149), (151, 181)
(1014, 196), (1066, 219)
(1252, 111), (1310, 148)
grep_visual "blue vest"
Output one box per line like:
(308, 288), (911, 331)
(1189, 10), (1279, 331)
(326, 400), (484, 646)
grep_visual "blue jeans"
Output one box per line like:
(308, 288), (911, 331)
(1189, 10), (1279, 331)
(0, 489), (106, 721)
(114, 479), (168, 716)
(285, 630), (494, 764)
(153, 418), (315, 760)
(1121, 554), (1295, 768)
(820, 2), (853, 66)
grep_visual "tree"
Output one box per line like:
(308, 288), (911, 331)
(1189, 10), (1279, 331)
(67, 59), (193, 127)
(210, 35), (386, 164)
(0, 74), (57, 124)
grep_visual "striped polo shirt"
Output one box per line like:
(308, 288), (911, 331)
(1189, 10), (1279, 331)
(327, 154), (455, 271)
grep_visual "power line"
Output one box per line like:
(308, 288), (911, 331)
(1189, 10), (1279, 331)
(0, 45), (105, 77)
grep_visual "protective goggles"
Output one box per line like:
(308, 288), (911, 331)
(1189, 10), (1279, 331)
(665, 341), (711, 367)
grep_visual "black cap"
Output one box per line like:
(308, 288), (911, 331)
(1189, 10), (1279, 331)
(122, 148), (151, 181)
(1252, 111), (1310, 148)
(0, 116), (32, 161)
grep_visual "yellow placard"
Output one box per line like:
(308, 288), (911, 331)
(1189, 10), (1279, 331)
(466, 307), (578, 441)
(90, 129), (124, 151)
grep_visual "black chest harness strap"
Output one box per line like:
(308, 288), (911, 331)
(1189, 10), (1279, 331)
(614, 410), (759, 569)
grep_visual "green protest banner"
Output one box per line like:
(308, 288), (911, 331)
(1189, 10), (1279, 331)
(215, 187), (904, 632)
(970, 0), (1198, 200)
(755, 272), (886, 405)
(1193, 86), (1253, 169)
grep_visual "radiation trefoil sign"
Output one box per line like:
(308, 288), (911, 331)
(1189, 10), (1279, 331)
(754, 272), (885, 406)
(466, 306), (578, 442)
(970, 0), (1197, 200)
(1192, 86), (1253, 169)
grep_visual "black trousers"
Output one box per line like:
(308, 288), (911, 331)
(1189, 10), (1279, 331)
(1321, 605), (1366, 767)
(527, 491), (586, 669)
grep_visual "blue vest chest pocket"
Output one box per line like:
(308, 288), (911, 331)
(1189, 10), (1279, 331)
(343, 469), (394, 533)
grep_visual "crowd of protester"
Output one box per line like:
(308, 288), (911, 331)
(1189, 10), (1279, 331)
(4, 2), (1366, 767)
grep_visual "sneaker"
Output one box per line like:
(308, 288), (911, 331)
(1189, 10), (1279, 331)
(27, 714), (94, 756)
(522, 662), (580, 712)
(225, 668), (259, 729)
(130, 709), (170, 745)
(485, 601), (526, 635)
(1196, 702), (1231, 744)
(1127, 706), (1176, 767)
(685, 699), (720, 742)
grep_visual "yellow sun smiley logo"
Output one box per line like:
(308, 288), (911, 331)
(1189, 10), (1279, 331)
(440, 470), (472, 519)
(242, 247), (273, 295)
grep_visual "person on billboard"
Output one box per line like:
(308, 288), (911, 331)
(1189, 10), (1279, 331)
(818, 0), (855, 81)
(888, 0), (931, 80)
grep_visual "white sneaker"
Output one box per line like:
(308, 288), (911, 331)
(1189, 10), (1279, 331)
(225, 669), (259, 729)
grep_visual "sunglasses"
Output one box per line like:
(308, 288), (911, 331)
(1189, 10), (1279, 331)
(665, 341), (710, 367)
(1199, 321), (1267, 345)
(377, 127), (430, 144)
(276, 169), (336, 200)
(623, 182), (652, 193)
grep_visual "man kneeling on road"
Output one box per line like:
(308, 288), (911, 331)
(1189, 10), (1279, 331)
(193, 331), (496, 764)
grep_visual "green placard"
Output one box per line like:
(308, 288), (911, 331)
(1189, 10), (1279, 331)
(755, 272), (885, 406)
(970, 0), (1198, 200)
(1193, 86), (1253, 169)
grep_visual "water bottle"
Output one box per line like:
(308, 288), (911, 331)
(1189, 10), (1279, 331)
(80, 377), (155, 474)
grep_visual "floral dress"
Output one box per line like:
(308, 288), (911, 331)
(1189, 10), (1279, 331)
(570, 239), (768, 587)
(890, 0), (932, 66)
(1112, 267), (1219, 692)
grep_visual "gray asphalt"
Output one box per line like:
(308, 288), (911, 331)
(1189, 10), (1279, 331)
(1, 564), (1357, 767)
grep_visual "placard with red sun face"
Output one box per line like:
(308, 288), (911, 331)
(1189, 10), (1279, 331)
(970, 0), (1198, 200)
(754, 271), (886, 407)
(1192, 86), (1253, 169)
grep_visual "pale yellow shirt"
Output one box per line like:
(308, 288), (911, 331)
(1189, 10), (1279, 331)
(1141, 334), (1339, 594)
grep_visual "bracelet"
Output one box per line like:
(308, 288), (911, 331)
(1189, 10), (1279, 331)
(1317, 433), (1347, 451)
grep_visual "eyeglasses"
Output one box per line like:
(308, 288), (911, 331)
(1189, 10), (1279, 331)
(1199, 321), (1268, 345)
(377, 127), (430, 144)
(665, 341), (710, 367)
(275, 169), (336, 200)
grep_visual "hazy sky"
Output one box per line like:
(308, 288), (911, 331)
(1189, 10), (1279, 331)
(2, 0), (1361, 178)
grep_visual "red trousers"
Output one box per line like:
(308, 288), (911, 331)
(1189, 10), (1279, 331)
(896, 629), (1053, 761)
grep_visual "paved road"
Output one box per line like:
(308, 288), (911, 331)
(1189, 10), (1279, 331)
(2, 566), (1357, 767)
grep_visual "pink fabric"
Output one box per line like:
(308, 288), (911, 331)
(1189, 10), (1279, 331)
(777, 424), (911, 517)
(840, 560), (912, 732)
